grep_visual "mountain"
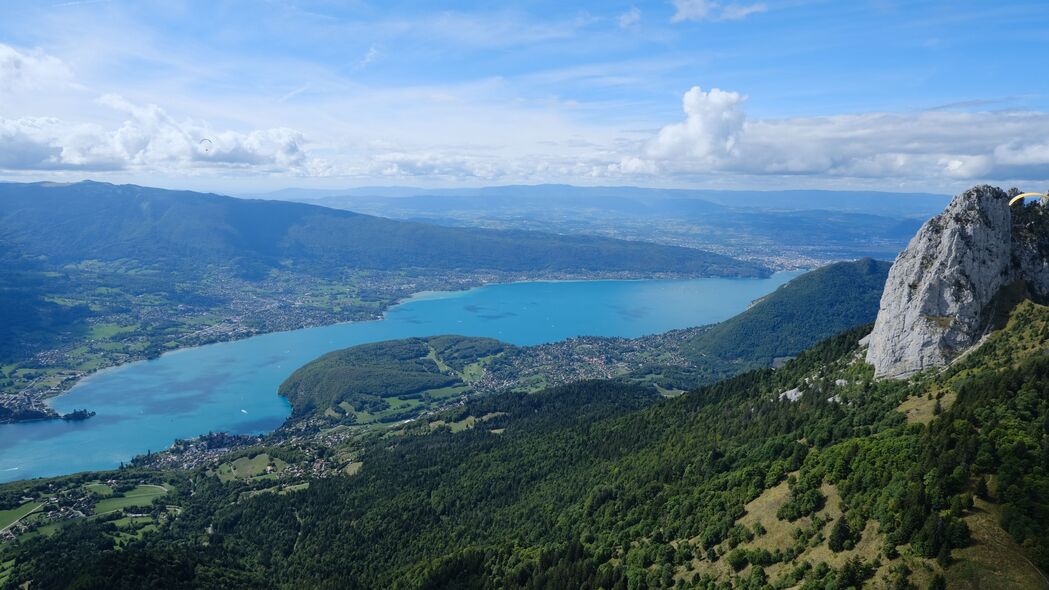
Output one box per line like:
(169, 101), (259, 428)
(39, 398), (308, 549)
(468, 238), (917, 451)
(248, 184), (950, 219)
(0, 181), (766, 278)
(867, 185), (1049, 377)
(255, 186), (941, 265)
(0, 180), (765, 423)
(683, 258), (891, 366)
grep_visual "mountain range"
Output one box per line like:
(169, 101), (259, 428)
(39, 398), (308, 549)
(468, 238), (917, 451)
(247, 185), (949, 219)
(0, 181), (765, 278)
(251, 185), (946, 266)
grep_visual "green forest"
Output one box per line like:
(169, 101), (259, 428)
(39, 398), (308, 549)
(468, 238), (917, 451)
(279, 335), (507, 420)
(682, 258), (890, 366)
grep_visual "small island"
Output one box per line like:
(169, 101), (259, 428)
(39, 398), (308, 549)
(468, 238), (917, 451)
(60, 409), (96, 421)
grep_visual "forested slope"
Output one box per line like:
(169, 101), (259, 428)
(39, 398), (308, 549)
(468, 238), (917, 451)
(5, 302), (1048, 588)
(683, 258), (891, 365)
(278, 335), (507, 419)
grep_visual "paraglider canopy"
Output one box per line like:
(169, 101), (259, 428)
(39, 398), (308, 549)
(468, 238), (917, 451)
(199, 138), (213, 154)
(1008, 192), (1048, 206)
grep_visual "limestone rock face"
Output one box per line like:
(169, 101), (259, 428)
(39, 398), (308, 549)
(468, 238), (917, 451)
(866, 185), (1049, 378)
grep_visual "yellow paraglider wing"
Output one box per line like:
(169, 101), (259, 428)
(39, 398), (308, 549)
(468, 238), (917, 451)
(1009, 193), (1048, 206)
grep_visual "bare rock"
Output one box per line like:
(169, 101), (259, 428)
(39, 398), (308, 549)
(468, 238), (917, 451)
(867, 186), (1021, 378)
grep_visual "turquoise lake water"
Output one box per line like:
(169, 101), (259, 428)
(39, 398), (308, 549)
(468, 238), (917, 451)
(0, 272), (800, 482)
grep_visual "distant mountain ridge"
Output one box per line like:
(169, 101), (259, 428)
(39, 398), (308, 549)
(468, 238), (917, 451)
(245, 184), (942, 265)
(247, 184), (949, 218)
(0, 181), (767, 278)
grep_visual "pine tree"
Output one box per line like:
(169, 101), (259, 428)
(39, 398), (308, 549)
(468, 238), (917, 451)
(828, 517), (853, 552)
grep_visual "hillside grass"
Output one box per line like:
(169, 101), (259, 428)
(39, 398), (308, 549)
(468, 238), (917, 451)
(93, 485), (168, 514)
(214, 454), (288, 482)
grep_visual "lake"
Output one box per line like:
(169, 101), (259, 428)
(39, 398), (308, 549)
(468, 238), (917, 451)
(0, 272), (800, 482)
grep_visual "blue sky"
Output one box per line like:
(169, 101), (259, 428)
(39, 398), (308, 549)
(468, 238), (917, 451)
(0, 0), (1047, 193)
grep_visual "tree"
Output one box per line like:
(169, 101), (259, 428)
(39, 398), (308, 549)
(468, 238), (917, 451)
(726, 549), (748, 572)
(975, 476), (989, 500)
(828, 518), (854, 552)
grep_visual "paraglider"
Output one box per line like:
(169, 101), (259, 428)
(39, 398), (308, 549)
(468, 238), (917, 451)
(1008, 192), (1049, 206)
(199, 138), (213, 154)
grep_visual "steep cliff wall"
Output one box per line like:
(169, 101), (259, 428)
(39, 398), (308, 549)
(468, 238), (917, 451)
(866, 185), (1049, 378)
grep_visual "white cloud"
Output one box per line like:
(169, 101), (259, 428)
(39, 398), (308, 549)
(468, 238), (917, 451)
(618, 7), (642, 28)
(626, 85), (1049, 182)
(0, 43), (73, 96)
(0, 94), (308, 173)
(645, 86), (745, 162)
(3, 35), (1048, 191)
(669, 0), (767, 23)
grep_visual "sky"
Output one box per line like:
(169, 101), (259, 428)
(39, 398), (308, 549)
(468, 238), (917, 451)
(1, 0), (1048, 194)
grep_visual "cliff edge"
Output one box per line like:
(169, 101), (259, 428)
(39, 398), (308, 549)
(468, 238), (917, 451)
(866, 185), (1049, 378)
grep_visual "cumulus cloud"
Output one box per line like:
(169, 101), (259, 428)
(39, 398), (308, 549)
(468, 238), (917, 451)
(627, 85), (1049, 182)
(0, 43), (309, 175)
(0, 95), (308, 173)
(669, 0), (767, 23)
(645, 86), (746, 162)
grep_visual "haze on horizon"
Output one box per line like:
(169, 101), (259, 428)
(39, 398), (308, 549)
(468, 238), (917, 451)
(1, 0), (1048, 195)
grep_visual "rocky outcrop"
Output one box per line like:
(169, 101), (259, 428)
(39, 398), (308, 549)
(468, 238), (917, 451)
(866, 185), (1049, 378)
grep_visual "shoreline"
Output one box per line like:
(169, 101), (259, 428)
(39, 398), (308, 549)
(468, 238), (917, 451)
(29, 269), (787, 418)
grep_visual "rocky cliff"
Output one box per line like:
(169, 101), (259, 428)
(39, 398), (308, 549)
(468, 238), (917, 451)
(866, 185), (1049, 378)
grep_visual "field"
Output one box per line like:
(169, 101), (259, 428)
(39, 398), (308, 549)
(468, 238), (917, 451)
(426, 412), (508, 434)
(93, 485), (169, 514)
(214, 454), (288, 482)
(84, 482), (114, 496)
(0, 502), (42, 531)
(897, 387), (957, 425)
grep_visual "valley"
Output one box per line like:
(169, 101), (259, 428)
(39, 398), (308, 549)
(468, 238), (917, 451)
(0, 181), (769, 423)
(1, 184), (1047, 590)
